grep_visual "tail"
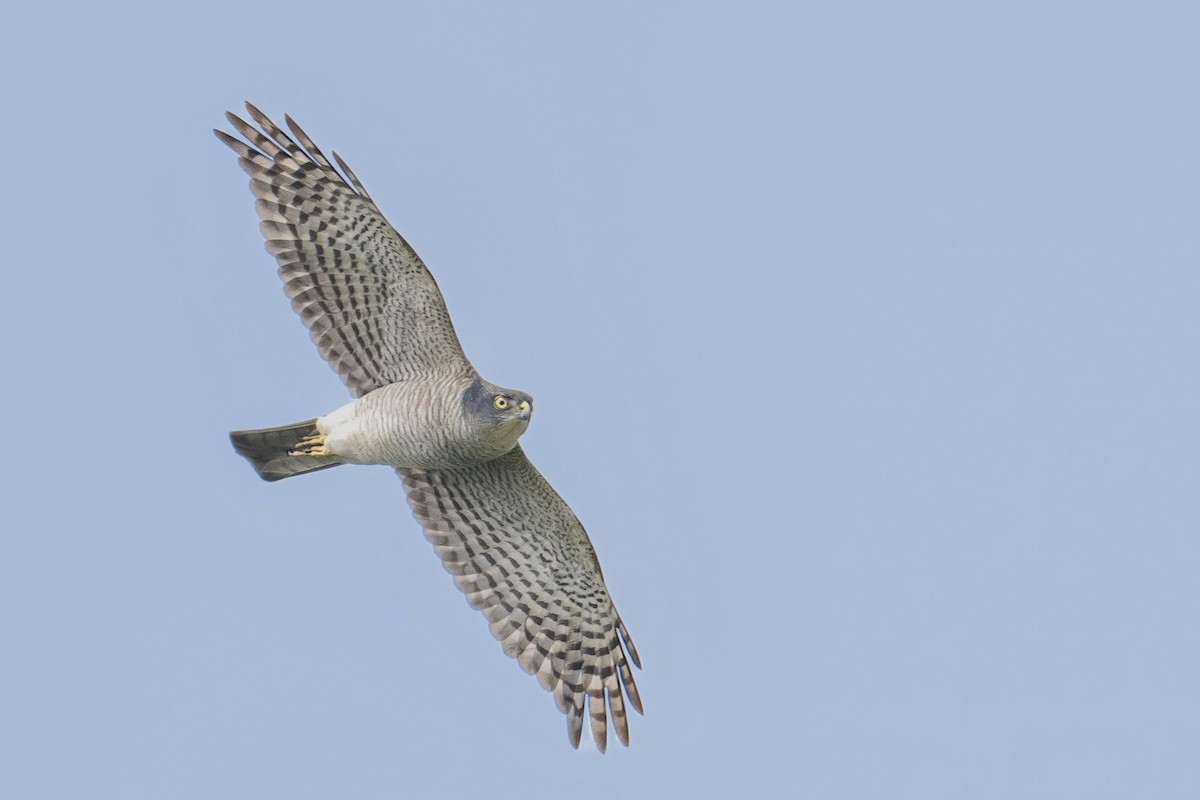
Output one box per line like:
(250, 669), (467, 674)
(229, 419), (346, 482)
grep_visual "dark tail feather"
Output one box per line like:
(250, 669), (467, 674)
(229, 419), (346, 482)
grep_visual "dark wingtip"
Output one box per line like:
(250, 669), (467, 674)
(213, 129), (244, 151)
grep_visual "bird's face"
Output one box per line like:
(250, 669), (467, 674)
(462, 378), (533, 446)
(490, 390), (534, 424)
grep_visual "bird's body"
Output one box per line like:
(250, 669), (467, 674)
(238, 373), (533, 473)
(219, 104), (641, 751)
(324, 374), (534, 468)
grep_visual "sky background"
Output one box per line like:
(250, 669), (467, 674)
(2, 2), (1198, 797)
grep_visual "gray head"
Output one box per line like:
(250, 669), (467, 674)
(461, 376), (534, 452)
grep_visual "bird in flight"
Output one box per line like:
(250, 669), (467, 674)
(218, 104), (642, 751)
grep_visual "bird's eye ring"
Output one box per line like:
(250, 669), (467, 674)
(494, 395), (509, 410)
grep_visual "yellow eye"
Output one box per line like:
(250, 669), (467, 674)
(494, 395), (509, 410)
(519, 400), (530, 412)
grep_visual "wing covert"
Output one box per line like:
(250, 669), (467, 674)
(217, 103), (472, 397)
(400, 447), (643, 751)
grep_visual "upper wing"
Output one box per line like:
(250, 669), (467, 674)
(217, 104), (473, 397)
(401, 447), (643, 751)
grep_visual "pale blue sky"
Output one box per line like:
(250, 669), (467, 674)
(3, 2), (1198, 797)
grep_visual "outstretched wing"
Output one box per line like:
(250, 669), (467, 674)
(216, 104), (473, 397)
(401, 447), (643, 751)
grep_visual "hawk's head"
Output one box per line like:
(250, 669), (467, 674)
(461, 377), (533, 455)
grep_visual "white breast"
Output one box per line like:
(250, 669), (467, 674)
(316, 375), (487, 469)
